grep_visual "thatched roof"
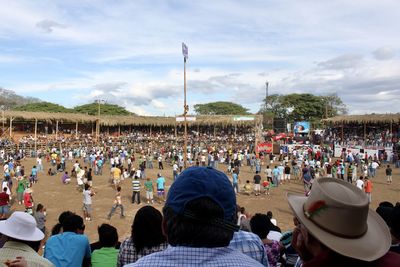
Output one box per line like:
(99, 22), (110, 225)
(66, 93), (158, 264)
(323, 114), (400, 124)
(3, 111), (262, 127)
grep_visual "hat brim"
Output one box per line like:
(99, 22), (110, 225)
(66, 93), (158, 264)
(287, 193), (391, 262)
(0, 220), (44, 241)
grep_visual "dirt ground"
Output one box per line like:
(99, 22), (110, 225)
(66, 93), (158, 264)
(10, 157), (400, 244)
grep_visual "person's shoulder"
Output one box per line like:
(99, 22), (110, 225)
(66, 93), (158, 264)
(372, 251), (400, 266)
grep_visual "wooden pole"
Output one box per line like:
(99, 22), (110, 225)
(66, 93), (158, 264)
(341, 121), (344, 143)
(234, 124), (237, 138)
(34, 118), (38, 155)
(214, 125), (216, 137)
(118, 125), (121, 136)
(75, 122), (78, 138)
(363, 122), (366, 143)
(183, 57), (188, 169)
(56, 120), (59, 139)
(390, 121), (393, 142)
(9, 117), (14, 138)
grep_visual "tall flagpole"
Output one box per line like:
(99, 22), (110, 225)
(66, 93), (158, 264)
(182, 43), (188, 169)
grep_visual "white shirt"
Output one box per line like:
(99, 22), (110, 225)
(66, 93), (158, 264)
(267, 230), (282, 242)
(356, 179), (364, 189)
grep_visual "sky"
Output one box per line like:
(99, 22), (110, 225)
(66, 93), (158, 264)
(0, 0), (399, 116)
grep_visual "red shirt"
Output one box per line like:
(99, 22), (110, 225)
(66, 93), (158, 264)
(0, 192), (9, 206)
(24, 192), (33, 208)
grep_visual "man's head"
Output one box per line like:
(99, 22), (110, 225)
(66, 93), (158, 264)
(163, 167), (238, 248)
(98, 223), (118, 247)
(62, 214), (85, 233)
(287, 178), (391, 262)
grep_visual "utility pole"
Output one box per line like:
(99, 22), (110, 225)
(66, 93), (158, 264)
(265, 81), (269, 110)
(182, 42), (189, 169)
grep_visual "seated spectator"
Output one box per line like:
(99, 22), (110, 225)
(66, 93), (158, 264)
(127, 167), (264, 266)
(244, 180), (252, 195)
(91, 224), (119, 267)
(251, 213), (282, 267)
(44, 214), (91, 267)
(118, 206), (167, 266)
(376, 202), (400, 254)
(0, 211), (53, 266)
(288, 178), (400, 266)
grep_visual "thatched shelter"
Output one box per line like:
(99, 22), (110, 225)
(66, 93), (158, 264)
(322, 113), (400, 142)
(323, 114), (400, 124)
(2, 111), (262, 127)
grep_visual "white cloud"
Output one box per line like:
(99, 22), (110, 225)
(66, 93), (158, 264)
(373, 47), (396, 60)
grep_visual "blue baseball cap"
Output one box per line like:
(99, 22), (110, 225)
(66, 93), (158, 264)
(166, 167), (238, 230)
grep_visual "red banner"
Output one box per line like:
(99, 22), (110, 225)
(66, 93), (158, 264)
(256, 142), (273, 153)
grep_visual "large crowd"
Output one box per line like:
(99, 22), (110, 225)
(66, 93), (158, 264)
(0, 125), (399, 266)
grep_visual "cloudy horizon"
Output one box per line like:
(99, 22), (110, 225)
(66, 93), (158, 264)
(0, 0), (399, 115)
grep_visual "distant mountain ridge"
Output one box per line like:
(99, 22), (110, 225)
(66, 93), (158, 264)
(0, 88), (41, 109)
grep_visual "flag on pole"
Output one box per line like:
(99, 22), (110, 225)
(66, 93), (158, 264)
(182, 42), (188, 60)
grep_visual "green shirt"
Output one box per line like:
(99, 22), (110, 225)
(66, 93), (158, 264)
(17, 180), (28, 193)
(144, 180), (153, 192)
(91, 247), (118, 267)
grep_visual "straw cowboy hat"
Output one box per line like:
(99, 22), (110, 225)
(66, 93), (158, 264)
(287, 178), (391, 262)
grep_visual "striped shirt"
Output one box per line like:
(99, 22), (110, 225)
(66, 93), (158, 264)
(132, 180), (141, 192)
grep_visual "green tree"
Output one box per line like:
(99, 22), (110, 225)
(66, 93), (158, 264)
(259, 93), (347, 122)
(13, 102), (72, 113)
(73, 103), (133, 116)
(194, 101), (250, 115)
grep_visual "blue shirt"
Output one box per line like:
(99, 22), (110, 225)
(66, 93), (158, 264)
(127, 246), (264, 267)
(232, 173), (238, 184)
(44, 231), (91, 267)
(229, 230), (269, 266)
(157, 177), (165, 190)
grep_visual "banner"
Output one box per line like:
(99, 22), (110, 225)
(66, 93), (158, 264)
(233, 116), (255, 121)
(176, 116), (196, 122)
(256, 142), (273, 153)
(294, 121), (310, 134)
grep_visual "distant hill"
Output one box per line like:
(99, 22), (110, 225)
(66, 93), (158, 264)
(13, 102), (72, 113)
(0, 88), (40, 109)
(73, 103), (133, 116)
(13, 101), (134, 116)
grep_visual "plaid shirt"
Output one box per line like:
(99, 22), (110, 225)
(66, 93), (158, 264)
(117, 238), (167, 267)
(229, 230), (269, 266)
(126, 246), (265, 267)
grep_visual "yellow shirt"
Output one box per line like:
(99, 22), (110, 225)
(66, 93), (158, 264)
(113, 168), (121, 179)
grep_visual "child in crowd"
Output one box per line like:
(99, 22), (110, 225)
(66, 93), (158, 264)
(244, 180), (252, 195)
(262, 179), (271, 195)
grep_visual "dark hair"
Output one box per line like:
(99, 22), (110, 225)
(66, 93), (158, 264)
(132, 206), (166, 253)
(51, 211), (75, 235)
(98, 224), (118, 247)
(62, 214), (84, 233)
(250, 213), (271, 239)
(163, 197), (234, 247)
(379, 201), (394, 208)
(266, 211), (273, 219)
(84, 184), (90, 190)
(36, 204), (44, 212)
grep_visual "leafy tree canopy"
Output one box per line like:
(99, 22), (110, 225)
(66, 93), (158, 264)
(13, 102), (72, 113)
(259, 93), (347, 122)
(194, 101), (250, 115)
(73, 103), (133, 116)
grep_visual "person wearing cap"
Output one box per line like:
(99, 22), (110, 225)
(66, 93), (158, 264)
(0, 211), (54, 266)
(128, 166), (264, 267)
(287, 178), (400, 266)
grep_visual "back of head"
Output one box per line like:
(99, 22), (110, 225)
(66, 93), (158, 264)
(62, 214), (84, 233)
(51, 211), (75, 235)
(163, 167), (238, 248)
(250, 213), (270, 239)
(98, 224), (118, 247)
(132, 206), (165, 252)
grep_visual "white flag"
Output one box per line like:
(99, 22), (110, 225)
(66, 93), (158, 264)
(182, 42), (188, 60)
